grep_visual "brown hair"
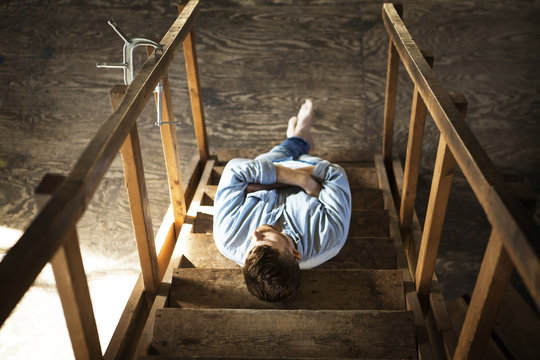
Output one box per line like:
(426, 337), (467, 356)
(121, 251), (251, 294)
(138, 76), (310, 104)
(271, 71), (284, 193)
(243, 245), (301, 302)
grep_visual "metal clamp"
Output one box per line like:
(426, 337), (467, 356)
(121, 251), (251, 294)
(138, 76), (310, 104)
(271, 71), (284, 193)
(96, 19), (180, 126)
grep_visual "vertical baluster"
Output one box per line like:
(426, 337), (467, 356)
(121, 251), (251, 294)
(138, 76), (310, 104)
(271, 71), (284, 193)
(110, 85), (160, 293)
(382, 5), (403, 168)
(382, 38), (400, 168)
(454, 229), (513, 359)
(399, 51), (434, 233)
(179, 0), (209, 162)
(415, 93), (467, 308)
(146, 46), (188, 236)
(36, 174), (102, 360)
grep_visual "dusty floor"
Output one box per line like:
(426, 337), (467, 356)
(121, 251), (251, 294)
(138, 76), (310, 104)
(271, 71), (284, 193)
(0, 0), (539, 358)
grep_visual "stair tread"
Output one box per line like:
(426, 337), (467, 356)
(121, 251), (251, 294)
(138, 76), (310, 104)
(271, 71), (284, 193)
(179, 234), (396, 270)
(152, 308), (416, 358)
(343, 166), (379, 188)
(350, 209), (389, 237)
(320, 237), (396, 269)
(170, 268), (404, 310)
(179, 234), (237, 269)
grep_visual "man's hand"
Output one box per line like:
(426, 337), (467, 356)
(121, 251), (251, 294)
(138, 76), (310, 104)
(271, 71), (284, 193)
(275, 165), (321, 198)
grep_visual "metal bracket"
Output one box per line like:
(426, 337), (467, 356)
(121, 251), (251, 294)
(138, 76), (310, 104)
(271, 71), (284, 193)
(96, 19), (180, 126)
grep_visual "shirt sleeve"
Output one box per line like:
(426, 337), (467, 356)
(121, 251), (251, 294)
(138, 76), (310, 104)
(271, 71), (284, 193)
(213, 158), (277, 263)
(299, 160), (352, 268)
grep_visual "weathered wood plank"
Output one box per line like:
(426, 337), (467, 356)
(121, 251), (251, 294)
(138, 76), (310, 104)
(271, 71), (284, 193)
(179, 234), (237, 269)
(170, 268), (405, 310)
(415, 136), (457, 308)
(319, 237), (396, 269)
(343, 166), (379, 188)
(179, 2), (209, 162)
(374, 154), (434, 359)
(351, 188), (384, 210)
(392, 155), (459, 359)
(156, 73), (188, 236)
(113, 86), (161, 294)
(152, 308), (416, 358)
(349, 209), (390, 237)
(382, 38), (400, 167)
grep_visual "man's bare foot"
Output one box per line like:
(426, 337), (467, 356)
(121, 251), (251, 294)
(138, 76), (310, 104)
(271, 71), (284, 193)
(291, 99), (315, 152)
(286, 116), (297, 138)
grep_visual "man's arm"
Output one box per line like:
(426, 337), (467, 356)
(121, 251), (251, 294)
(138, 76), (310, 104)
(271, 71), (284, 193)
(274, 165), (321, 197)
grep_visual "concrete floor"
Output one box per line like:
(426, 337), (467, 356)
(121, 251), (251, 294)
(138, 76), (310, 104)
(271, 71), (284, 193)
(0, 0), (539, 358)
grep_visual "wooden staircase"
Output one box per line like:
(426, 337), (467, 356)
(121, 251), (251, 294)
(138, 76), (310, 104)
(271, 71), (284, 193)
(140, 150), (419, 359)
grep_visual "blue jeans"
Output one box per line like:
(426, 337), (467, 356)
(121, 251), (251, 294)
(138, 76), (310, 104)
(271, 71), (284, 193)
(255, 136), (323, 165)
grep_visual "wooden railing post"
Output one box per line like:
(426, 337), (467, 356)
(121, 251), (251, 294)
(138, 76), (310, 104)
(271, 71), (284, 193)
(179, 0), (209, 162)
(35, 174), (102, 360)
(146, 47), (188, 236)
(415, 93), (467, 308)
(110, 85), (161, 294)
(382, 38), (400, 168)
(399, 51), (434, 233)
(454, 229), (513, 359)
(382, 4), (403, 169)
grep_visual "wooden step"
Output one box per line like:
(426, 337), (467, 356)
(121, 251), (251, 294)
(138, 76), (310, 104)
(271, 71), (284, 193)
(170, 269), (405, 310)
(349, 210), (389, 237)
(151, 308), (416, 358)
(319, 237), (396, 269)
(180, 234), (396, 270)
(351, 188), (384, 209)
(344, 166), (379, 188)
(179, 234), (237, 269)
(193, 212), (214, 234)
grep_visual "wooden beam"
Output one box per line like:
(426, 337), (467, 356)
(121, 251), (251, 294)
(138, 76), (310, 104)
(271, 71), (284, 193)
(146, 47), (187, 237)
(111, 86), (161, 294)
(374, 155), (434, 359)
(455, 229), (514, 359)
(382, 38), (400, 167)
(399, 51), (434, 233)
(392, 155), (459, 359)
(35, 174), (102, 360)
(382, 2), (540, 307)
(0, 0), (200, 325)
(134, 159), (215, 357)
(415, 94), (466, 308)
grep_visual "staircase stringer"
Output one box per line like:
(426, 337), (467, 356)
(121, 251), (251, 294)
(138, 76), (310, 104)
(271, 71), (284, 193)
(375, 155), (436, 360)
(134, 159), (216, 358)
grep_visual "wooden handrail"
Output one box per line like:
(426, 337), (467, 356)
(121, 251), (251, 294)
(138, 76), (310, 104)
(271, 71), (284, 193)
(382, 2), (540, 308)
(0, 0), (200, 327)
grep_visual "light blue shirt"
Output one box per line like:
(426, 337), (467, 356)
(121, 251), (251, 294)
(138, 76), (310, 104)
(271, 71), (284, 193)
(213, 158), (352, 269)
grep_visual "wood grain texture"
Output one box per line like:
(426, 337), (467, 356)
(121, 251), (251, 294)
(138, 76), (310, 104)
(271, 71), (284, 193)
(179, 234), (237, 269)
(170, 268), (405, 310)
(1, 1), (539, 357)
(319, 237), (396, 270)
(349, 209), (389, 237)
(152, 308), (416, 358)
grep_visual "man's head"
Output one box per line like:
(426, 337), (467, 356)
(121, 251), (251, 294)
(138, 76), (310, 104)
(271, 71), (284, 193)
(243, 224), (301, 302)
